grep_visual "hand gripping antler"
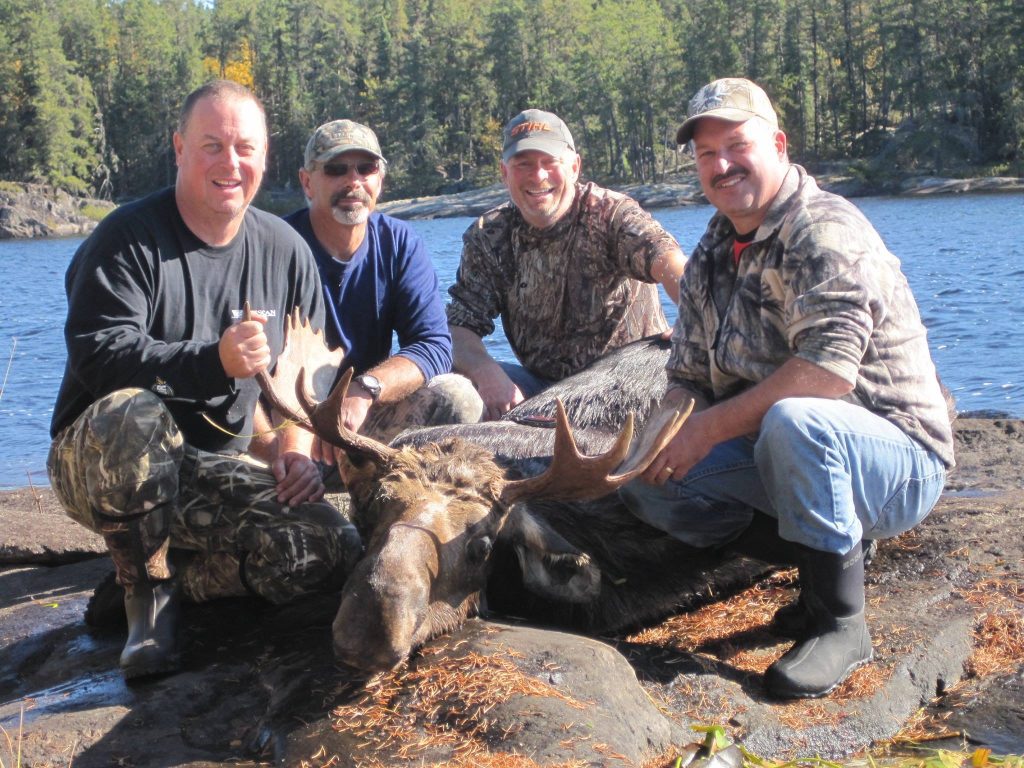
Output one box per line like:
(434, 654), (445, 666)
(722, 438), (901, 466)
(500, 396), (694, 506)
(249, 303), (395, 464)
(249, 303), (344, 424)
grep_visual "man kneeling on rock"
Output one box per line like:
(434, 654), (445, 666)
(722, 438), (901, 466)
(620, 78), (955, 698)
(47, 80), (361, 680)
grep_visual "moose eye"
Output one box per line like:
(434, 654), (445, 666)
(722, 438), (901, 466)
(467, 535), (493, 566)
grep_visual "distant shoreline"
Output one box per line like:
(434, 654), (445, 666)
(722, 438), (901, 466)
(375, 170), (1024, 221)
(2, 173), (1022, 239)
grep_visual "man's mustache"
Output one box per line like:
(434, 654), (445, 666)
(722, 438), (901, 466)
(331, 190), (372, 207)
(711, 165), (748, 187)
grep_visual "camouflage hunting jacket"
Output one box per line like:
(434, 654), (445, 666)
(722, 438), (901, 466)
(447, 182), (678, 381)
(668, 165), (955, 467)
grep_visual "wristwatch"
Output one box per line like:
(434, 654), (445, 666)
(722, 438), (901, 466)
(354, 374), (382, 402)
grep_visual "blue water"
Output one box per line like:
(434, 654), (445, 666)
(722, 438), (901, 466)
(2, 192), (1022, 489)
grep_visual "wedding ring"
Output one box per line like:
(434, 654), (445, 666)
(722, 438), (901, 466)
(660, 466), (675, 476)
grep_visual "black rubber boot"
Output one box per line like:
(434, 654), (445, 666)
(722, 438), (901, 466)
(768, 590), (811, 638)
(120, 577), (182, 680)
(768, 539), (879, 639)
(85, 570), (127, 629)
(723, 512), (811, 637)
(722, 511), (802, 566)
(764, 543), (873, 698)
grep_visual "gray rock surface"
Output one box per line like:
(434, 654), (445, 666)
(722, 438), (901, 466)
(375, 174), (1023, 220)
(0, 183), (113, 239)
(1, 418), (1022, 767)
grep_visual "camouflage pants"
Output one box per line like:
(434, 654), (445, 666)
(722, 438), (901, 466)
(362, 373), (483, 444)
(48, 388), (362, 604)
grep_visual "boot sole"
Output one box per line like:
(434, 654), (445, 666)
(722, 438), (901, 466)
(122, 654), (182, 681)
(767, 650), (874, 699)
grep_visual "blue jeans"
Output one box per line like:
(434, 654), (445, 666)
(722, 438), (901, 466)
(619, 398), (947, 555)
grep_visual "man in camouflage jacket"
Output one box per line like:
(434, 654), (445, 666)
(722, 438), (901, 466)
(447, 108), (687, 420)
(621, 78), (954, 699)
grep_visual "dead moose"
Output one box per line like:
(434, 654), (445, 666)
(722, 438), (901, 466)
(258, 310), (763, 675)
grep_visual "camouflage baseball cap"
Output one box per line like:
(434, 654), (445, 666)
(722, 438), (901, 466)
(304, 119), (385, 168)
(501, 109), (575, 163)
(675, 78), (779, 145)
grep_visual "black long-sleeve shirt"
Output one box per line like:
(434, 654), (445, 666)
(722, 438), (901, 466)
(51, 187), (326, 453)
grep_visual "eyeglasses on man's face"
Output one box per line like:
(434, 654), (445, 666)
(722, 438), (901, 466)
(321, 159), (381, 177)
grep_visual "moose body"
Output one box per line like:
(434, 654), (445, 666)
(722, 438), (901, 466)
(328, 340), (756, 672)
(259, 320), (753, 674)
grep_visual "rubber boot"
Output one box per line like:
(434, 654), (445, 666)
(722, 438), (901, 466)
(765, 542), (873, 698)
(768, 586), (812, 639)
(97, 500), (182, 680)
(120, 576), (182, 679)
(768, 539), (879, 638)
(721, 511), (802, 565)
(721, 512), (808, 636)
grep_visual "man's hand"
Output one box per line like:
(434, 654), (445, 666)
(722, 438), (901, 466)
(310, 386), (372, 467)
(220, 313), (270, 378)
(271, 451), (325, 505)
(472, 362), (525, 421)
(641, 409), (718, 485)
(339, 387), (373, 434)
(450, 325), (522, 420)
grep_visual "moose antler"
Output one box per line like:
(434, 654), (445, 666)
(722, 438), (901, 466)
(249, 303), (344, 428)
(296, 367), (396, 464)
(250, 303), (395, 464)
(500, 396), (693, 505)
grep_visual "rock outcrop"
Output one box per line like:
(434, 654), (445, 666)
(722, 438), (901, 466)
(376, 173), (1024, 220)
(0, 182), (114, 239)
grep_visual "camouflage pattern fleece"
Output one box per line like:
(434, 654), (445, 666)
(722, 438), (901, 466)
(48, 388), (363, 604)
(447, 182), (679, 381)
(668, 164), (955, 467)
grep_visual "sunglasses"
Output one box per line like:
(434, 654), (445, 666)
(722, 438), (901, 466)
(321, 160), (381, 177)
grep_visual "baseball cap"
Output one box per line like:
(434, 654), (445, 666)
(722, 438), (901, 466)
(304, 119), (385, 169)
(502, 109), (575, 163)
(676, 78), (779, 145)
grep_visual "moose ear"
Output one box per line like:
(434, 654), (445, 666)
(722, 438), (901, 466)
(333, 452), (389, 518)
(502, 505), (601, 602)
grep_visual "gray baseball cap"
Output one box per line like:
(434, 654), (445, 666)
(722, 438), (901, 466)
(676, 78), (779, 145)
(304, 119), (385, 168)
(501, 109), (575, 163)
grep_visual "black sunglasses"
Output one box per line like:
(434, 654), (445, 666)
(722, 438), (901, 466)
(321, 160), (381, 177)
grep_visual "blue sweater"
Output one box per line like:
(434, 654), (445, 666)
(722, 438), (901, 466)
(284, 209), (452, 381)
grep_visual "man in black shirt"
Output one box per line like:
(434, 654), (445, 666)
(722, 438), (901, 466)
(48, 80), (360, 680)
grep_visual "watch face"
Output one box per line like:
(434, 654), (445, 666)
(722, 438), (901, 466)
(357, 375), (382, 400)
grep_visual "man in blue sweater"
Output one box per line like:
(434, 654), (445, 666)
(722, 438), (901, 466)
(285, 120), (481, 445)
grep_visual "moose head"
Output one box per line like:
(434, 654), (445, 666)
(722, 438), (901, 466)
(255, 307), (692, 673)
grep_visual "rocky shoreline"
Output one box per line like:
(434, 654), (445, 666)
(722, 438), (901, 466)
(2, 173), (1022, 238)
(376, 171), (1024, 220)
(0, 182), (115, 239)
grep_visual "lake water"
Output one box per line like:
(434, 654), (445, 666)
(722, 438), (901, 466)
(2, 192), (1022, 489)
